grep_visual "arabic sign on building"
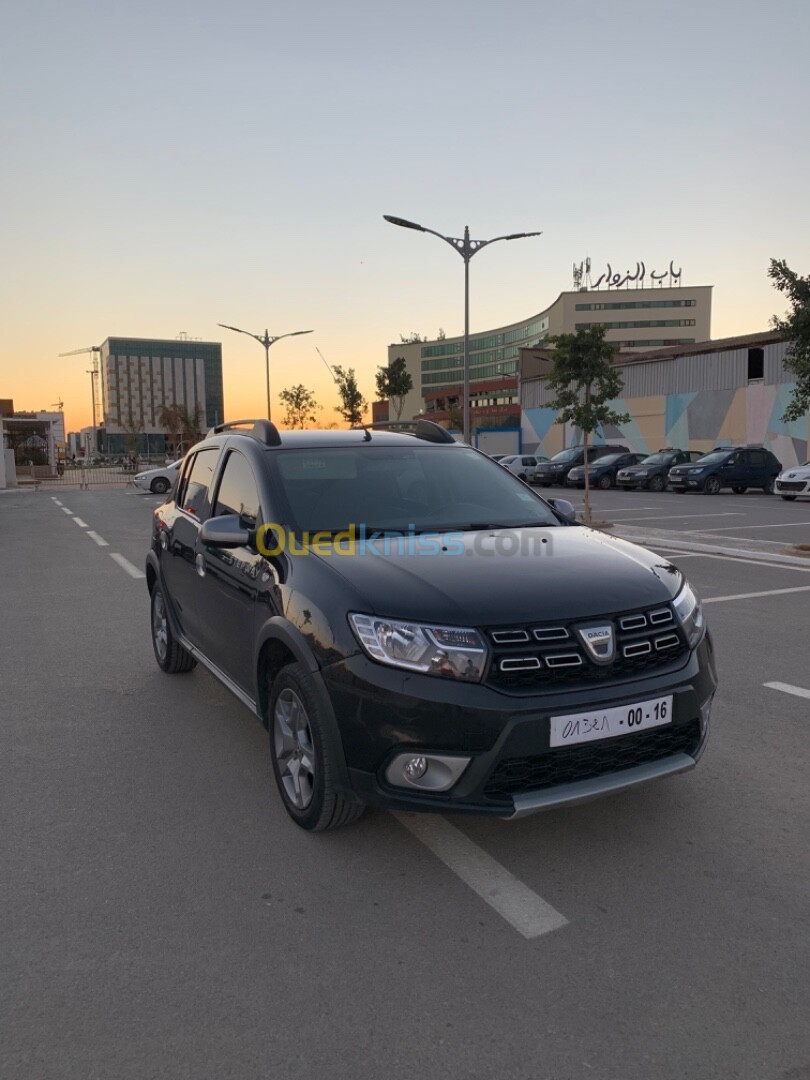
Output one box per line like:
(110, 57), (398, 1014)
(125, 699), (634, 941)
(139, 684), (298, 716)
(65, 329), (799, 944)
(572, 259), (682, 290)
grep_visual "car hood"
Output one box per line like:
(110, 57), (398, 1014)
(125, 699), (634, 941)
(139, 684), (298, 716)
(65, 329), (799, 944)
(779, 465), (810, 479)
(620, 464), (656, 474)
(312, 527), (682, 625)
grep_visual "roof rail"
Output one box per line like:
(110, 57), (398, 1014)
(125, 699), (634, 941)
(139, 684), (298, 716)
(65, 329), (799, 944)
(207, 419), (282, 447)
(363, 420), (457, 444)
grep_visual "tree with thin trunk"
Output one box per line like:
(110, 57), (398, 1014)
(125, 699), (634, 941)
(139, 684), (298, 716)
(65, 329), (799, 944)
(332, 366), (367, 428)
(278, 384), (319, 429)
(157, 404), (183, 454)
(769, 258), (810, 423)
(375, 356), (413, 421)
(544, 326), (630, 526)
(175, 403), (204, 452)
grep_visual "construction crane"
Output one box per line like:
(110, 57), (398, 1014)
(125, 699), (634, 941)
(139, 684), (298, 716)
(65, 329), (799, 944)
(51, 398), (64, 411)
(59, 345), (102, 427)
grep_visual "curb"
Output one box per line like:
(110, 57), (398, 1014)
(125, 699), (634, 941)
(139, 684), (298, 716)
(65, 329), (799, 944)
(606, 527), (810, 569)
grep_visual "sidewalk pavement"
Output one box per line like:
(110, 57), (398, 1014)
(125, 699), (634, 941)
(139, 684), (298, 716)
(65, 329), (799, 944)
(604, 522), (810, 568)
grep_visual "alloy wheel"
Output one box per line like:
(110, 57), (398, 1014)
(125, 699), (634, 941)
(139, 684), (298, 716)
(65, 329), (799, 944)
(152, 590), (168, 662)
(273, 688), (317, 810)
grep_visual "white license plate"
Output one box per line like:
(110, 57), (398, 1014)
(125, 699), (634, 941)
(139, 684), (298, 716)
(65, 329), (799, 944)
(549, 695), (673, 748)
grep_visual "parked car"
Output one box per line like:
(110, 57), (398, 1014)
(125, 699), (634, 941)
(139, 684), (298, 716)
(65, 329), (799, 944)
(617, 449), (702, 492)
(775, 460), (810, 501)
(668, 445), (782, 494)
(534, 444), (630, 487)
(145, 418), (716, 832)
(133, 458), (183, 495)
(567, 452), (645, 490)
(498, 454), (548, 482)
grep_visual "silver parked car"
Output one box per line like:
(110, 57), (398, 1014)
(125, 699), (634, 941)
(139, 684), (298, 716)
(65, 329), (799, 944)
(498, 454), (548, 483)
(133, 459), (183, 495)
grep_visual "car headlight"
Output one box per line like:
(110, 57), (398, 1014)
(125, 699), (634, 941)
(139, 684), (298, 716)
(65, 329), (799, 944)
(349, 614), (487, 681)
(135, 474), (147, 481)
(551, 463), (565, 470)
(635, 470), (648, 477)
(688, 468), (704, 475)
(673, 582), (704, 648)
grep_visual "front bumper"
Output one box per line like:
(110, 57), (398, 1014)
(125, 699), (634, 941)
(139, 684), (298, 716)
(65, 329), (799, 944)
(775, 478), (810, 495)
(669, 474), (704, 490)
(323, 633), (717, 818)
(617, 475), (647, 489)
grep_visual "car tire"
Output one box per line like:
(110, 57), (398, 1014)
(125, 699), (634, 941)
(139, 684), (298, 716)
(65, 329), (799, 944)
(150, 584), (196, 674)
(518, 473), (527, 482)
(151, 477), (171, 494)
(269, 663), (364, 832)
(538, 483), (551, 488)
(648, 475), (665, 492)
(732, 486), (747, 494)
(597, 474), (612, 489)
(704, 476), (721, 495)
(781, 494), (797, 501)
(764, 476), (776, 495)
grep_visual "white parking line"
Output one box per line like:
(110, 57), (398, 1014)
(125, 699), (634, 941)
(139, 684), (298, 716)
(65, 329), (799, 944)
(703, 585), (810, 604)
(109, 553), (145, 579)
(611, 513), (745, 522)
(72, 517), (88, 528)
(764, 682), (810, 702)
(60, 506), (74, 516)
(392, 812), (568, 939)
(86, 531), (109, 547)
(688, 521), (810, 532)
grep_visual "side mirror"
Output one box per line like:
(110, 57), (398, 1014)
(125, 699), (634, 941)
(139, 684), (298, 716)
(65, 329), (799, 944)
(548, 498), (578, 523)
(200, 514), (250, 548)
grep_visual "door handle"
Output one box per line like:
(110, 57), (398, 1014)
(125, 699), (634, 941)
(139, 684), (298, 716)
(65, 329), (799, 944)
(195, 553), (206, 578)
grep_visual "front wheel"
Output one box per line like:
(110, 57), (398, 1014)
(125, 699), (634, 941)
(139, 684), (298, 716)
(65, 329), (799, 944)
(269, 663), (364, 832)
(648, 475), (665, 492)
(150, 585), (196, 674)
(732, 486), (747, 495)
(704, 476), (721, 495)
(151, 476), (171, 494)
(781, 494), (797, 501)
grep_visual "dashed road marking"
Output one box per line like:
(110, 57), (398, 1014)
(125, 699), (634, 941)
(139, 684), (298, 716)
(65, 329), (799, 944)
(763, 682), (810, 702)
(86, 531), (109, 547)
(392, 812), (568, 939)
(60, 506), (74, 516)
(109, 553), (145, 579)
(72, 517), (88, 528)
(703, 585), (810, 604)
(52, 498), (62, 505)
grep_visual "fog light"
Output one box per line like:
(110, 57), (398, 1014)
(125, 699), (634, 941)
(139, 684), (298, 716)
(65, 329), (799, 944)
(403, 756), (428, 781)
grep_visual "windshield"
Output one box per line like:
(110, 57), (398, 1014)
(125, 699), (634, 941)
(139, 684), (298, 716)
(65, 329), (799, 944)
(640, 453), (673, 465)
(267, 445), (561, 533)
(551, 448), (581, 462)
(589, 453), (624, 466)
(695, 452), (730, 465)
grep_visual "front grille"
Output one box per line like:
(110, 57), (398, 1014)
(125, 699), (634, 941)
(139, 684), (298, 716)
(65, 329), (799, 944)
(777, 481), (806, 492)
(484, 719), (702, 800)
(485, 604), (688, 692)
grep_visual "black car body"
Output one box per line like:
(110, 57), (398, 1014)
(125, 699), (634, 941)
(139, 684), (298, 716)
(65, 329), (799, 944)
(145, 420), (716, 831)
(534, 444), (630, 487)
(566, 452), (645, 490)
(617, 449), (702, 492)
(668, 446), (782, 494)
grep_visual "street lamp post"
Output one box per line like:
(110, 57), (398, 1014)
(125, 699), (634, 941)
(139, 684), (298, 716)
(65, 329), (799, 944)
(217, 323), (313, 422)
(383, 215), (542, 445)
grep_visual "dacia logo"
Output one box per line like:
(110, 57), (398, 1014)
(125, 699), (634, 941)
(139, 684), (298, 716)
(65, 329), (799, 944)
(575, 623), (615, 665)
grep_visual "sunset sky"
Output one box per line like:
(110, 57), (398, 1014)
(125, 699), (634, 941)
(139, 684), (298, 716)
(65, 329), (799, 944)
(2, 0), (809, 434)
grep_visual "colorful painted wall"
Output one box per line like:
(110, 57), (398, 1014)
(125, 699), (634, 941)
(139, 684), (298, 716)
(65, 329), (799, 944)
(522, 383), (808, 467)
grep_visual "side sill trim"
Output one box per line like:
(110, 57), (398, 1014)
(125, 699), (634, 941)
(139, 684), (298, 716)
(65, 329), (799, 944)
(509, 752), (696, 819)
(179, 634), (260, 719)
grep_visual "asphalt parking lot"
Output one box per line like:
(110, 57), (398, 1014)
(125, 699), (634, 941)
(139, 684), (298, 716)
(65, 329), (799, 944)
(2, 485), (808, 1080)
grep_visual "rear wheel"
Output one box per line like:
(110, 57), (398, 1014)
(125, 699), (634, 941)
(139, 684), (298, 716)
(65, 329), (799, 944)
(597, 473), (612, 489)
(150, 585), (196, 674)
(781, 494), (797, 501)
(704, 476), (721, 495)
(518, 473), (527, 482)
(269, 663), (364, 832)
(764, 476), (776, 495)
(648, 474), (665, 492)
(732, 486), (747, 494)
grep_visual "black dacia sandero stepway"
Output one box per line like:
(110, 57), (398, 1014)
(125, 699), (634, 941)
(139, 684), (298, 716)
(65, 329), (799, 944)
(146, 419), (717, 831)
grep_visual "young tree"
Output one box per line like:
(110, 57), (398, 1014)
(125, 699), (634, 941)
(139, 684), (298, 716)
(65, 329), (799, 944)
(769, 258), (810, 423)
(544, 325), (630, 525)
(176, 403), (204, 452)
(279, 384), (319, 429)
(375, 356), (413, 420)
(157, 404), (183, 454)
(111, 410), (144, 463)
(332, 366), (367, 427)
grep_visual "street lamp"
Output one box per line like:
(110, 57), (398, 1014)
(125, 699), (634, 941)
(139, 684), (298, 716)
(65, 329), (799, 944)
(217, 323), (313, 422)
(383, 215), (542, 445)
